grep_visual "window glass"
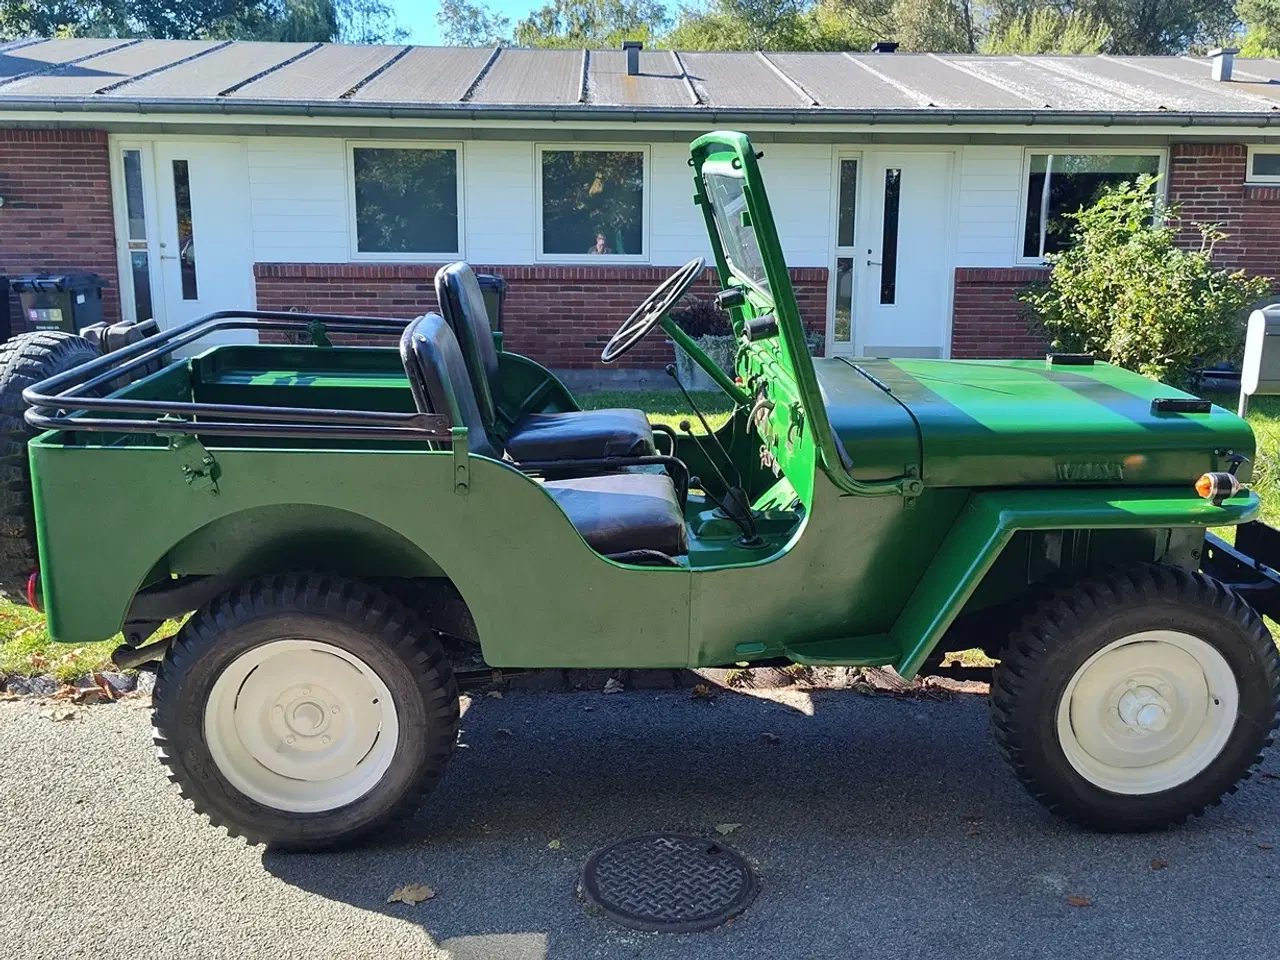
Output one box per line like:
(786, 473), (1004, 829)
(1252, 151), (1280, 179)
(833, 257), (853, 343)
(353, 147), (458, 255)
(123, 150), (147, 242)
(879, 168), (901, 306)
(836, 158), (858, 248)
(171, 159), (198, 301)
(1023, 153), (1161, 259)
(541, 149), (644, 256)
(702, 168), (769, 295)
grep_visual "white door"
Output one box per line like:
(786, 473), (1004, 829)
(853, 151), (953, 359)
(152, 141), (257, 345)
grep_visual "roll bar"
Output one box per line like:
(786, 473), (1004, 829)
(22, 310), (454, 442)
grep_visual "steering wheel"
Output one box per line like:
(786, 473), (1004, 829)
(601, 257), (705, 363)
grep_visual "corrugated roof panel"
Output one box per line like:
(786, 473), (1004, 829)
(2, 40), (217, 97)
(470, 48), (582, 104)
(944, 56), (1145, 110)
(679, 52), (808, 107)
(587, 49), (692, 107)
(352, 46), (494, 102)
(848, 55), (1037, 109)
(1102, 56), (1280, 108)
(229, 43), (402, 99)
(104, 41), (310, 98)
(766, 53), (917, 108)
(0, 38), (128, 82)
(1039, 56), (1247, 111)
(1238, 58), (1280, 82)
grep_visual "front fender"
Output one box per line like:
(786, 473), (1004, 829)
(891, 487), (1260, 678)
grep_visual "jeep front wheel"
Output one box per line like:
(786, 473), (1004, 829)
(152, 574), (459, 849)
(991, 564), (1280, 831)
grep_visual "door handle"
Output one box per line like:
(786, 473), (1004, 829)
(159, 254), (178, 260)
(866, 259), (882, 267)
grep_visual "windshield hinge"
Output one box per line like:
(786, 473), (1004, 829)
(452, 426), (470, 495)
(170, 434), (219, 496)
(902, 463), (923, 504)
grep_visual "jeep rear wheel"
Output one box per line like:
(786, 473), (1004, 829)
(0, 331), (99, 601)
(153, 574), (459, 849)
(991, 564), (1280, 831)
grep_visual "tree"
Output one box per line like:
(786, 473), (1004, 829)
(0, 0), (403, 43)
(1075, 0), (1237, 54)
(437, 0), (512, 45)
(1239, 0), (1280, 55)
(983, 7), (1110, 53)
(665, 0), (869, 50)
(512, 0), (670, 48)
(1020, 176), (1273, 388)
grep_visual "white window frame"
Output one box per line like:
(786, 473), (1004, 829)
(827, 149), (862, 356)
(1015, 147), (1168, 265)
(108, 139), (164, 327)
(345, 140), (464, 261)
(1247, 146), (1280, 185)
(534, 143), (650, 263)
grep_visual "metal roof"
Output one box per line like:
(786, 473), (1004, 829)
(0, 38), (1277, 126)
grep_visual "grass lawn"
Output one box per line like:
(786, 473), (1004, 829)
(3, 386), (1276, 682)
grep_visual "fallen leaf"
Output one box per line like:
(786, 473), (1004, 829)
(547, 839), (562, 850)
(50, 706), (77, 722)
(1259, 843), (1274, 851)
(27, 653), (47, 670)
(486, 690), (504, 700)
(1066, 895), (1092, 908)
(495, 727), (512, 738)
(387, 883), (435, 905)
(602, 678), (624, 695)
(0, 691), (16, 702)
(1151, 858), (1169, 870)
(965, 828), (981, 838)
(760, 732), (780, 745)
(692, 684), (716, 701)
(52, 684), (79, 701)
(715, 823), (742, 836)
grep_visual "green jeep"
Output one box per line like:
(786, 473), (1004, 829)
(2, 131), (1277, 849)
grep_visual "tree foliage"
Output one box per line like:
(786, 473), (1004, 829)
(512, 0), (670, 47)
(982, 7), (1110, 53)
(1020, 177), (1273, 388)
(0, 0), (403, 42)
(1239, 0), (1280, 55)
(438, 0), (513, 45)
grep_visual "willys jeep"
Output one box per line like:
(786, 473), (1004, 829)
(1, 131), (1277, 850)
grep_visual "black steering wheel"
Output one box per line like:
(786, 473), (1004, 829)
(601, 257), (705, 364)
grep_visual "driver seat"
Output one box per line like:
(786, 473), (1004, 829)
(402, 313), (687, 558)
(434, 262), (655, 463)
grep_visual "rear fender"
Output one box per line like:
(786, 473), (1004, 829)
(892, 487), (1260, 678)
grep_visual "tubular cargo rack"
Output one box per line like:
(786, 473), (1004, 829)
(21, 310), (455, 443)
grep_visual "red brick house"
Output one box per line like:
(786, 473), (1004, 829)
(0, 38), (1277, 381)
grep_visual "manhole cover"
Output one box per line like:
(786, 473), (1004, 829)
(580, 833), (758, 933)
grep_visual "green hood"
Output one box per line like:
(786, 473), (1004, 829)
(815, 357), (1253, 489)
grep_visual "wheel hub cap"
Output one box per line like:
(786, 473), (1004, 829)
(1056, 631), (1238, 795)
(205, 640), (399, 813)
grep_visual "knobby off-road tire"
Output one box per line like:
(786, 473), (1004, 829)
(0, 331), (99, 601)
(152, 574), (460, 850)
(991, 563), (1280, 831)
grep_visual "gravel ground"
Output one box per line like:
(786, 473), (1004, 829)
(2, 687), (1280, 960)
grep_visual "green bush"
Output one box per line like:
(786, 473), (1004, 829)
(1019, 176), (1273, 388)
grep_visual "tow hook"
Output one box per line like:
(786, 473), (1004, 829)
(26, 568), (41, 612)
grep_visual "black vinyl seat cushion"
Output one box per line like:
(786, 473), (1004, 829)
(545, 473), (688, 556)
(505, 408), (655, 462)
(401, 313), (687, 557)
(435, 261), (655, 462)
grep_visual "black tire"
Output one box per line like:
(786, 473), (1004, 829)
(991, 563), (1280, 831)
(152, 574), (460, 850)
(0, 331), (99, 601)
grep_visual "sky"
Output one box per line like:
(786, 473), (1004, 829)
(391, 0), (542, 45)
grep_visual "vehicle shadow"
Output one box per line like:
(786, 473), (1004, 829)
(262, 687), (1280, 960)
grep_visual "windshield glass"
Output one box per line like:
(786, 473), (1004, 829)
(702, 166), (770, 296)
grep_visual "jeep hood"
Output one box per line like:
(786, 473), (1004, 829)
(815, 357), (1253, 489)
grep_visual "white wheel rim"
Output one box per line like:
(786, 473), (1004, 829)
(204, 640), (399, 813)
(1056, 631), (1238, 795)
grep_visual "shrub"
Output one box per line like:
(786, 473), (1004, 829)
(1019, 176), (1273, 388)
(669, 298), (732, 338)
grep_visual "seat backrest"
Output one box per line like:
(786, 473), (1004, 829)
(399, 313), (500, 459)
(434, 262), (499, 430)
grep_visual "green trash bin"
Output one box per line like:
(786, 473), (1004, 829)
(11, 272), (107, 334)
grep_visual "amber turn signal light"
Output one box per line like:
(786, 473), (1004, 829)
(1196, 472), (1241, 504)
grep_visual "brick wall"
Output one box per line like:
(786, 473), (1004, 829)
(951, 267), (1048, 359)
(255, 263), (829, 368)
(1167, 143), (1280, 282)
(0, 130), (119, 333)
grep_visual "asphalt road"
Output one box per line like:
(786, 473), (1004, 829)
(2, 686), (1280, 960)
